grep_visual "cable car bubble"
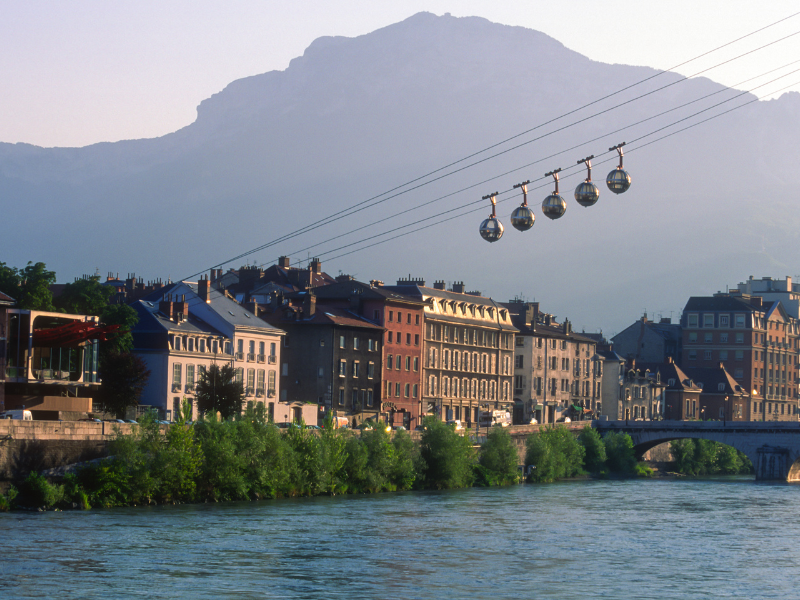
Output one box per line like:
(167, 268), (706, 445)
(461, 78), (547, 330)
(575, 155), (599, 207)
(510, 180), (535, 231)
(542, 168), (566, 220)
(479, 192), (504, 242)
(606, 142), (631, 194)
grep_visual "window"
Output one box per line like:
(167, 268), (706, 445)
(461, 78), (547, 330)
(353, 337), (360, 350)
(188, 338), (195, 352)
(404, 383), (410, 398)
(688, 332), (698, 343)
(320, 339), (325, 347)
(353, 361), (360, 378)
(395, 382), (401, 397)
(374, 309), (380, 322)
(405, 356), (411, 371)
(367, 389), (374, 407)
(338, 389), (344, 406)
(186, 364), (195, 389)
(414, 334), (419, 346)
(704, 333), (713, 344)
(415, 314), (420, 325)
(735, 350), (744, 361)
(388, 354), (394, 370)
(282, 363), (288, 376)
(406, 333), (411, 345)
(368, 339), (375, 351)
(339, 335), (345, 348)
(172, 363), (182, 389)
(407, 313), (411, 324)
(413, 357), (419, 372)
(235, 368), (244, 385)
(199, 339), (206, 353)
(688, 351), (697, 361)
(515, 355), (524, 369)
(687, 314), (698, 327)
(704, 350), (712, 360)
(703, 314), (714, 328)
(352, 390), (358, 407)
(720, 333), (728, 343)
(338, 360), (346, 377)
(389, 311), (394, 322)
(735, 333), (744, 344)
(734, 369), (744, 379)
(412, 384), (418, 398)
(367, 362), (375, 379)
(720, 350), (728, 360)
(515, 375), (525, 390)
(735, 314), (746, 328)
(397, 312), (402, 323)
(388, 331), (393, 343)
(720, 315), (729, 327)
(247, 369), (255, 395)
(396, 355), (402, 370)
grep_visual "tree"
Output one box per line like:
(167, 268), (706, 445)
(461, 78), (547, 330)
(579, 425), (607, 473)
(195, 363), (245, 419)
(525, 426), (585, 483)
(56, 276), (113, 316)
(99, 303), (138, 355)
(417, 417), (475, 489)
(97, 351), (151, 418)
(604, 432), (637, 474)
(0, 261), (56, 310)
(478, 426), (520, 485)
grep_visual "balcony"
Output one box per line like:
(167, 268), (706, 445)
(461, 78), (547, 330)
(268, 355), (277, 364)
(268, 390), (276, 398)
(246, 387), (254, 397)
(257, 354), (266, 363)
(185, 384), (195, 393)
(235, 352), (244, 360)
(172, 384), (182, 393)
(247, 353), (255, 362)
(256, 388), (265, 397)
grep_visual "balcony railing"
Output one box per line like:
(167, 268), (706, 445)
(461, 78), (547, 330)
(257, 354), (266, 363)
(268, 355), (277, 364)
(256, 388), (265, 397)
(185, 384), (195, 393)
(172, 384), (182, 392)
(246, 387), (254, 396)
(235, 352), (244, 360)
(268, 389), (276, 398)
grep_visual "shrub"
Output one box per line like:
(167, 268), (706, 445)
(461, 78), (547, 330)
(604, 432), (637, 474)
(525, 426), (585, 483)
(15, 472), (63, 509)
(0, 486), (17, 512)
(478, 427), (520, 486)
(579, 426), (607, 474)
(417, 417), (475, 489)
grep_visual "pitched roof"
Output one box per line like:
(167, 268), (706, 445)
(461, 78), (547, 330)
(683, 296), (763, 313)
(635, 361), (701, 391)
(263, 306), (383, 330)
(682, 366), (748, 395)
(311, 280), (424, 305)
(131, 299), (225, 336)
(0, 290), (15, 305)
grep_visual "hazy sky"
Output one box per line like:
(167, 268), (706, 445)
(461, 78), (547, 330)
(3, 0), (799, 148)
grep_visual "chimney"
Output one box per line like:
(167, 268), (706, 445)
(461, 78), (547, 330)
(466, 290), (482, 297)
(563, 319), (571, 335)
(159, 294), (174, 320)
(452, 281), (465, 294)
(278, 256), (291, 269)
(433, 280), (446, 290)
(749, 296), (763, 309)
(245, 299), (259, 316)
(396, 275), (426, 287)
(309, 258), (322, 274)
(303, 293), (316, 317)
(370, 279), (384, 287)
(198, 276), (211, 303)
(336, 274), (354, 283)
(174, 294), (188, 322)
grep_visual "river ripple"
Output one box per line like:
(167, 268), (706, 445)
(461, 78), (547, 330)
(1, 478), (799, 600)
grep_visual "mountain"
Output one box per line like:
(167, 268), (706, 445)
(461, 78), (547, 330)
(3, 12), (800, 334)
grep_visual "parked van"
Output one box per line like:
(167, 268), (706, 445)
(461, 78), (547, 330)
(0, 410), (33, 421)
(479, 410), (511, 428)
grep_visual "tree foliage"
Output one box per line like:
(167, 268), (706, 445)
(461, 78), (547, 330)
(477, 426), (520, 485)
(417, 417), (475, 489)
(604, 432), (638, 474)
(99, 303), (138, 355)
(579, 425), (607, 473)
(97, 351), (151, 418)
(0, 261), (56, 310)
(670, 438), (752, 476)
(525, 426), (585, 483)
(55, 275), (113, 316)
(195, 363), (245, 419)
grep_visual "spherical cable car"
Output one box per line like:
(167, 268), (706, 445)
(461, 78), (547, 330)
(606, 142), (631, 194)
(510, 180), (535, 231)
(574, 155), (600, 207)
(542, 168), (566, 220)
(479, 192), (504, 242)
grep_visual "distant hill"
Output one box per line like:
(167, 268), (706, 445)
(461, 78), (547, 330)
(3, 12), (800, 332)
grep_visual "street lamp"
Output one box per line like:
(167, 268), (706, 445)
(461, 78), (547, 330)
(724, 395), (729, 426)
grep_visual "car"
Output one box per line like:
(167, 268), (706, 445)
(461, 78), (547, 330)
(446, 420), (464, 430)
(79, 418), (102, 423)
(392, 425), (407, 431)
(306, 425), (320, 430)
(125, 419), (138, 424)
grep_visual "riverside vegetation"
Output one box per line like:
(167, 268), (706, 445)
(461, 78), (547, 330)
(0, 414), (752, 512)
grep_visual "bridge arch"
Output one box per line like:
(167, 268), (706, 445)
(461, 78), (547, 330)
(594, 421), (800, 482)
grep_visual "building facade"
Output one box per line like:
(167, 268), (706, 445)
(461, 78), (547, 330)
(388, 279), (517, 425)
(611, 314), (682, 365)
(505, 301), (598, 424)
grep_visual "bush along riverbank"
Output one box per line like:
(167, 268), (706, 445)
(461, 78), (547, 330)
(0, 404), (524, 511)
(524, 425), (654, 482)
(669, 438), (753, 476)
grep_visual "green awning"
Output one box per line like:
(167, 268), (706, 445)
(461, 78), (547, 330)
(571, 405), (584, 411)
(534, 405), (544, 411)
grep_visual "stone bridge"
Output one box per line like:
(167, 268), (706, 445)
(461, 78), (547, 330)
(595, 420), (800, 481)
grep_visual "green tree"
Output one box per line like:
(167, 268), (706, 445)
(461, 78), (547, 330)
(0, 261), (56, 310)
(390, 428), (418, 490)
(195, 363), (245, 419)
(417, 417), (475, 489)
(96, 351), (151, 418)
(579, 425), (607, 473)
(525, 426), (585, 483)
(99, 303), (138, 355)
(477, 426), (520, 485)
(56, 275), (113, 316)
(604, 432), (638, 474)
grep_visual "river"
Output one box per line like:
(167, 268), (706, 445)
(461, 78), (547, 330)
(2, 477), (799, 599)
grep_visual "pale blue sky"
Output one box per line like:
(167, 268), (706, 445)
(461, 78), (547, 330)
(3, 0), (799, 147)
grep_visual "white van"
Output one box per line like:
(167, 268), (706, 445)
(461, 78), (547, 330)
(0, 410), (33, 421)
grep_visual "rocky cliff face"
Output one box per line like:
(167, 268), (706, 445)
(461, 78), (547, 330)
(3, 12), (799, 331)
